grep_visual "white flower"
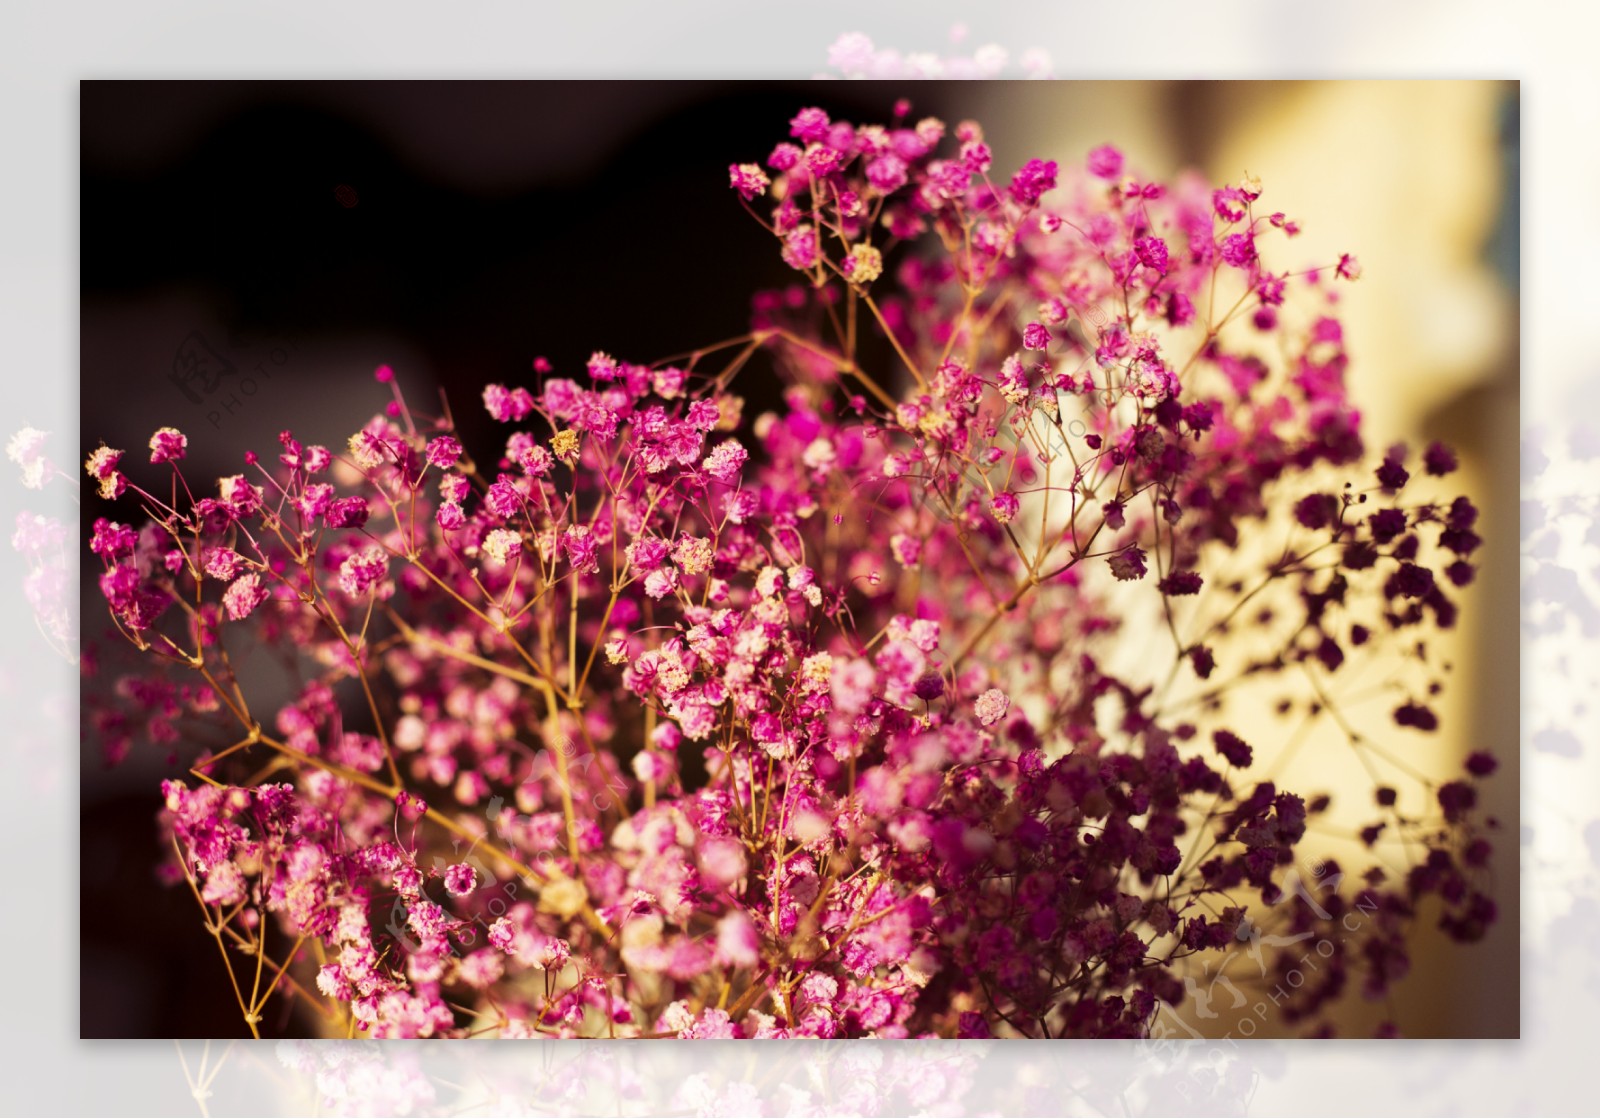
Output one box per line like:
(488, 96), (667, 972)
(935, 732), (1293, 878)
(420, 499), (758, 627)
(975, 688), (1010, 727)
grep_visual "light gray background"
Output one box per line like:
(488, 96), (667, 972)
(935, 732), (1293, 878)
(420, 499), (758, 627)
(0, 2), (1587, 1115)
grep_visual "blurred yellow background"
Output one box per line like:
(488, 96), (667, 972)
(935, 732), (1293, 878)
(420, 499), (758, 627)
(967, 80), (1520, 1037)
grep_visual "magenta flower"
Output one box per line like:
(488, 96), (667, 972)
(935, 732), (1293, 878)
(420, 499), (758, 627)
(702, 439), (747, 483)
(1221, 232), (1258, 268)
(989, 492), (1020, 524)
(1086, 144), (1124, 179)
(974, 688), (1010, 727)
(443, 863), (477, 897)
(714, 912), (761, 968)
(1007, 157), (1058, 207)
(727, 162), (770, 201)
(80, 99), (1499, 1045)
(148, 427), (187, 464)
(425, 435), (462, 469)
(1109, 544), (1148, 581)
(221, 573), (269, 621)
(788, 106), (830, 143)
(1134, 235), (1169, 274)
(84, 444), (121, 481)
(338, 547), (389, 597)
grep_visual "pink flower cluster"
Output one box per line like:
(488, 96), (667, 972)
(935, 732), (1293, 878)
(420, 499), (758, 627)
(8, 427), (75, 663)
(86, 102), (1498, 1039)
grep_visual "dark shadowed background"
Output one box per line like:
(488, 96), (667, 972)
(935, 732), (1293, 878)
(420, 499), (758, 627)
(79, 79), (1065, 1037)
